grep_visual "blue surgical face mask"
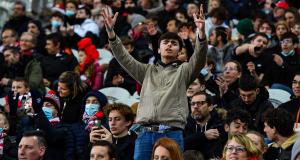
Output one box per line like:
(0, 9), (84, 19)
(266, 33), (272, 39)
(51, 20), (62, 28)
(0, 128), (3, 133)
(200, 68), (209, 77)
(85, 104), (100, 116)
(65, 10), (75, 17)
(262, 9), (272, 15)
(42, 107), (53, 120)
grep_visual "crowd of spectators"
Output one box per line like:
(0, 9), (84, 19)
(0, 0), (300, 160)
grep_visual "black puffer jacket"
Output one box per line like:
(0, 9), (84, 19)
(229, 86), (274, 133)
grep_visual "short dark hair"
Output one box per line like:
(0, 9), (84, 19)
(258, 20), (276, 34)
(158, 32), (183, 50)
(46, 33), (62, 48)
(13, 77), (29, 88)
(239, 74), (259, 91)
(214, 26), (228, 44)
(14, 1), (26, 11)
(92, 140), (117, 159)
(251, 32), (269, 42)
(263, 108), (294, 137)
(78, 5), (91, 17)
(51, 11), (65, 21)
(208, 7), (227, 22)
(280, 32), (298, 44)
(22, 130), (47, 148)
(3, 46), (19, 55)
(225, 109), (251, 126)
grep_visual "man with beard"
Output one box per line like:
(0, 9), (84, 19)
(184, 92), (226, 159)
(3, 1), (32, 36)
(229, 74), (274, 134)
(232, 32), (270, 80)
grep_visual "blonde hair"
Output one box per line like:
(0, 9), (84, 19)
(222, 134), (262, 159)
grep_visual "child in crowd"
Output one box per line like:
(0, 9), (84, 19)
(0, 112), (17, 159)
(4, 77), (31, 116)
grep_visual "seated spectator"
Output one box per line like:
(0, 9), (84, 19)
(152, 138), (183, 160)
(205, 7), (229, 38)
(3, 1), (32, 36)
(208, 26), (234, 74)
(18, 130), (46, 160)
(73, 5), (99, 38)
(166, 18), (181, 33)
(0, 28), (19, 53)
(246, 131), (267, 155)
(184, 92), (226, 159)
(278, 72), (300, 123)
(262, 32), (300, 93)
(263, 108), (298, 160)
(41, 33), (78, 90)
(42, 91), (60, 125)
(104, 36), (138, 95)
(229, 74), (273, 133)
(236, 18), (255, 43)
(275, 21), (289, 41)
(284, 8), (300, 28)
(0, 112), (17, 159)
(90, 103), (136, 160)
(224, 109), (251, 136)
(27, 20), (47, 56)
(75, 37), (103, 90)
(82, 91), (108, 131)
(215, 60), (242, 108)
(90, 140), (118, 160)
(222, 134), (262, 160)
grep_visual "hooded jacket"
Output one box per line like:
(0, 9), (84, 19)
(229, 87), (274, 133)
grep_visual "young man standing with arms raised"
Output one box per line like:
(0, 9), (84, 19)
(102, 4), (207, 160)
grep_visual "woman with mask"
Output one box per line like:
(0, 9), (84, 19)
(82, 90), (108, 131)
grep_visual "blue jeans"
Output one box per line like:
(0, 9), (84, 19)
(134, 130), (184, 160)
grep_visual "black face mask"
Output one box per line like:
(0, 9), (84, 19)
(74, 18), (86, 25)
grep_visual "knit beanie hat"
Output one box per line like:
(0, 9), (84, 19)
(77, 37), (100, 72)
(276, 1), (289, 10)
(44, 90), (60, 111)
(130, 14), (146, 28)
(84, 91), (108, 109)
(236, 18), (254, 38)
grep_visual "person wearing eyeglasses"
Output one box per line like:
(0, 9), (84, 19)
(262, 32), (300, 94)
(222, 134), (262, 160)
(184, 92), (226, 159)
(278, 72), (300, 123)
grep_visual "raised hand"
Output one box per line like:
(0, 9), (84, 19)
(101, 6), (119, 33)
(193, 4), (205, 39)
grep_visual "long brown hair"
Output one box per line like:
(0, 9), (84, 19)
(152, 138), (183, 160)
(58, 71), (86, 99)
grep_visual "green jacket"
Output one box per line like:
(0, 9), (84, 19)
(109, 35), (207, 129)
(25, 58), (45, 95)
